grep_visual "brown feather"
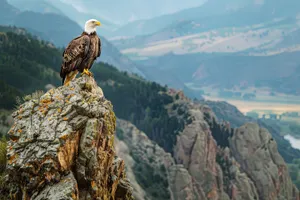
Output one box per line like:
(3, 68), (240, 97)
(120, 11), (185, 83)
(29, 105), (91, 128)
(60, 32), (101, 84)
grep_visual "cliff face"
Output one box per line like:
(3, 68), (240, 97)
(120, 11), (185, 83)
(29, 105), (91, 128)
(115, 118), (203, 200)
(184, 102), (299, 200)
(173, 103), (226, 200)
(230, 123), (299, 200)
(6, 75), (133, 200)
(201, 100), (300, 164)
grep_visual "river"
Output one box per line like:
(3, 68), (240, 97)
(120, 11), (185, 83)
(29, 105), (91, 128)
(284, 135), (300, 150)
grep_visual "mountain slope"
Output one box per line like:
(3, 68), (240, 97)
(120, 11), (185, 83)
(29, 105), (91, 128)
(0, 0), (19, 25)
(112, 15), (300, 60)
(0, 27), (61, 109)
(111, 0), (300, 63)
(13, 11), (83, 47)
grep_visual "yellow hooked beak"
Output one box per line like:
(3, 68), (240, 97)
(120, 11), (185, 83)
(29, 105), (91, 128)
(95, 21), (101, 26)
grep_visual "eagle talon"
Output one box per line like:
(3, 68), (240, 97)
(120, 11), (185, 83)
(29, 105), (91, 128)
(81, 68), (93, 77)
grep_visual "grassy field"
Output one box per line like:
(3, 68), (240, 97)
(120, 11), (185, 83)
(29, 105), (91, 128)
(197, 86), (300, 115)
(203, 96), (300, 115)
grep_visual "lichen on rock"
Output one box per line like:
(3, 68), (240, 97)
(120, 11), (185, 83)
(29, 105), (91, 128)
(6, 75), (133, 200)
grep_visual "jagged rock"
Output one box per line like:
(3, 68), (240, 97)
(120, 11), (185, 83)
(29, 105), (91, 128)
(115, 119), (174, 200)
(173, 103), (228, 200)
(6, 75), (133, 200)
(116, 118), (211, 200)
(168, 165), (205, 200)
(217, 148), (259, 200)
(170, 98), (300, 200)
(230, 123), (299, 200)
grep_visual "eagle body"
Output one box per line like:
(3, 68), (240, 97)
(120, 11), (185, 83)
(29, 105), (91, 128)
(60, 19), (101, 85)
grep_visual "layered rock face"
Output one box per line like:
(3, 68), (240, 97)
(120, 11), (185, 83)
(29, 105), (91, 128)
(6, 75), (133, 200)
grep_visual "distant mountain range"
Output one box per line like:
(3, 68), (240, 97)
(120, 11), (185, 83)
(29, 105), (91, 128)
(112, 0), (300, 55)
(107, 0), (300, 95)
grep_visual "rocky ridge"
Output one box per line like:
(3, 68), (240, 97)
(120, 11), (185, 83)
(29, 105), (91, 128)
(116, 89), (299, 200)
(115, 118), (201, 200)
(5, 75), (133, 199)
(178, 98), (299, 200)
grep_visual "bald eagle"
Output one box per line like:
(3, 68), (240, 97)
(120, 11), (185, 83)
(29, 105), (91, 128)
(60, 19), (102, 85)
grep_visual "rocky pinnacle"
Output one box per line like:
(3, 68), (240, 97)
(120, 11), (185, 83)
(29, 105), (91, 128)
(6, 75), (133, 200)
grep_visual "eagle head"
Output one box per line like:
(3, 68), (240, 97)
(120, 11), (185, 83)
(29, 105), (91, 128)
(85, 19), (101, 34)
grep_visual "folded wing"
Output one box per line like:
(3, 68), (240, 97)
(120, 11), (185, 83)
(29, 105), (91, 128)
(60, 35), (91, 82)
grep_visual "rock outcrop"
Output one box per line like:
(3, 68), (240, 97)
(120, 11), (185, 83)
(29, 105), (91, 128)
(230, 123), (299, 200)
(167, 91), (299, 200)
(6, 75), (133, 199)
(173, 102), (230, 200)
(115, 118), (203, 200)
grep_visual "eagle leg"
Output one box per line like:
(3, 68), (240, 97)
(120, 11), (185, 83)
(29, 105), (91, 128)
(64, 74), (71, 86)
(64, 70), (78, 86)
(70, 70), (78, 81)
(81, 68), (93, 77)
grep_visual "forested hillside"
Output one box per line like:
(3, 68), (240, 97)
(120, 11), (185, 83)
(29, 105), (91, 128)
(94, 64), (189, 153)
(0, 27), (61, 109)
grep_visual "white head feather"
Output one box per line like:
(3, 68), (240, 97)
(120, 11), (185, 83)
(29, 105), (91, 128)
(84, 19), (101, 34)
